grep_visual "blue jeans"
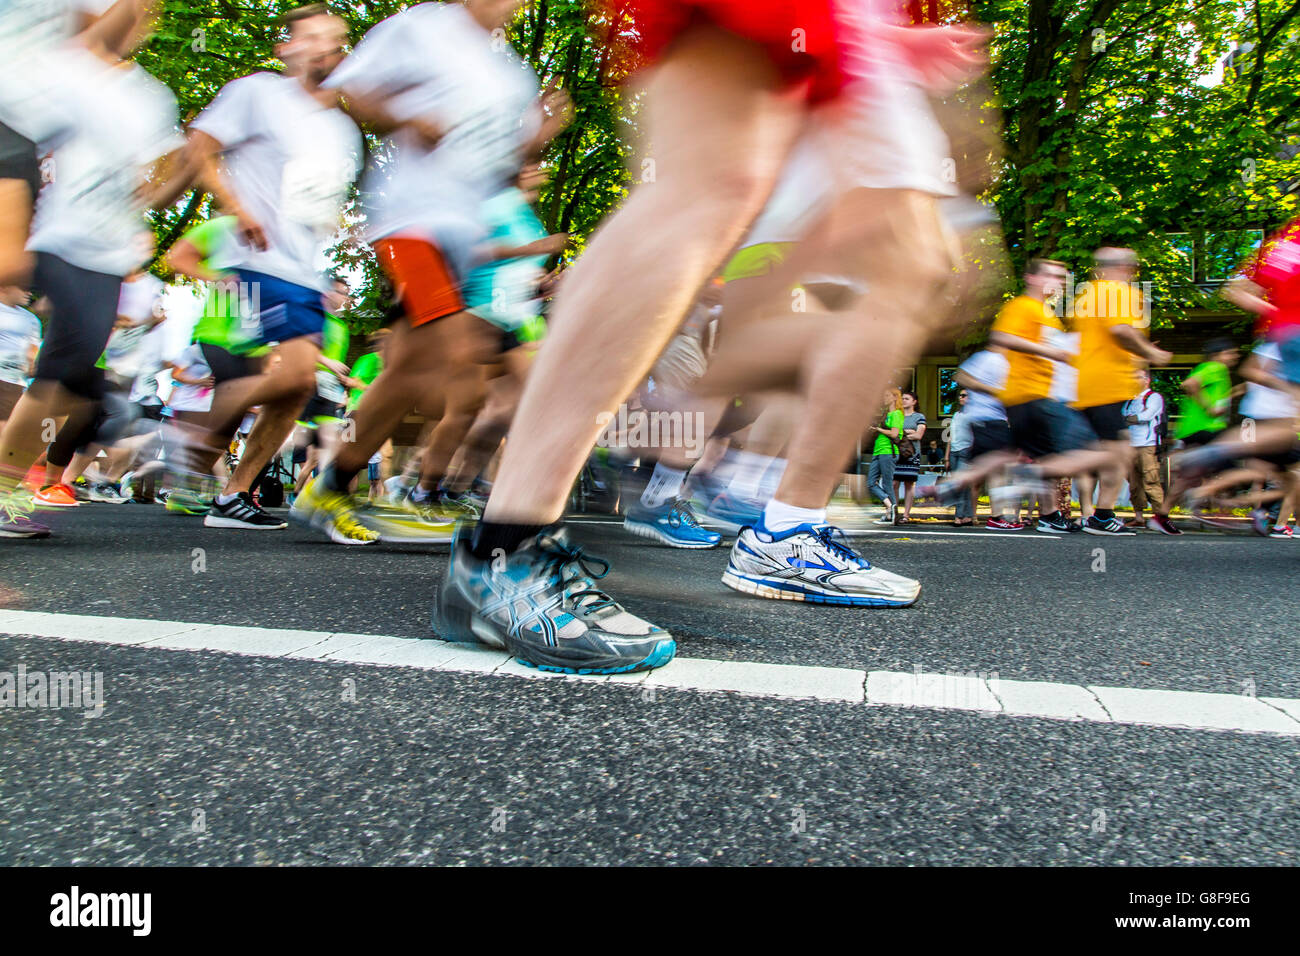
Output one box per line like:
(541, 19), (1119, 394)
(950, 448), (973, 519)
(868, 453), (896, 504)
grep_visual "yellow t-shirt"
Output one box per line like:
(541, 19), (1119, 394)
(1070, 279), (1143, 408)
(991, 294), (1062, 407)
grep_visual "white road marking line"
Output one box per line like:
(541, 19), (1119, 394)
(2, 610), (1297, 737)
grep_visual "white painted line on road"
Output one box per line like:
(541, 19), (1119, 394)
(1086, 685), (1300, 735)
(2, 610), (1298, 737)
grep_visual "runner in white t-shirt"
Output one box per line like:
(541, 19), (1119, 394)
(183, 5), (362, 531)
(0, 13), (180, 536)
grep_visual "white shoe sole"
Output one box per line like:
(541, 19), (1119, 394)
(623, 519), (719, 549)
(203, 514), (287, 530)
(721, 570), (920, 607)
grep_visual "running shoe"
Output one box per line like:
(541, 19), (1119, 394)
(88, 482), (129, 504)
(722, 522), (920, 607)
(1064, 517), (1083, 532)
(1251, 508), (1271, 537)
(623, 498), (721, 549)
(1082, 514), (1135, 536)
(874, 501), (895, 525)
(359, 501), (455, 544)
(703, 491), (764, 534)
(165, 488), (209, 515)
(432, 526), (676, 674)
(986, 516), (1024, 530)
(1270, 524), (1293, 538)
(1145, 514), (1182, 536)
(205, 492), (288, 530)
(289, 477), (380, 544)
(1035, 512), (1072, 534)
(0, 493), (51, 538)
(438, 491), (481, 521)
(71, 478), (94, 502)
(33, 484), (79, 508)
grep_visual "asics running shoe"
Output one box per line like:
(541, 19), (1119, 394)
(623, 498), (721, 549)
(432, 526), (676, 674)
(290, 477), (379, 544)
(722, 522), (920, 607)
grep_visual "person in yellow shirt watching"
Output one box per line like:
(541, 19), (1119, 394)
(1069, 247), (1171, 534)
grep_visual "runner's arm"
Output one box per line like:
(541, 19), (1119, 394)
(1109, 324), (1171, 365)
(987, 330), (1070, 363)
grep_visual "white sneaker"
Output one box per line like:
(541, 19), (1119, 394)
(722, 522), (920, 607)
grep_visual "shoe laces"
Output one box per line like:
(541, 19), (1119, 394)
(536, 535), (618, 614)
(668, 499), (701, 528)
(0, 492), (35, 523)
(811, 525), (866, 567)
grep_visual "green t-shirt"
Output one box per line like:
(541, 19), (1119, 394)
(1176, 360), (1231, 438)
(873, 408), (905, 456)
(184, 216), (266, 356)
(347, 350), (383, 411)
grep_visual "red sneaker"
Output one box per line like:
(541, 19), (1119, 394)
(986, 516), (1024, 530)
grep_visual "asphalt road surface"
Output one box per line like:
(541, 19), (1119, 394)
(1, 505), (1296, 866)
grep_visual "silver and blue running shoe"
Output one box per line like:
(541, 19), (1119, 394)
(703, 491), (764, 535)
(623, 498), (721, 549)
(722, 521), (921, 607)
(432, 526), (677, 674)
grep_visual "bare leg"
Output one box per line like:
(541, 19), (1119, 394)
(221, 337), (318, 496)
(483, 26), (802, 524)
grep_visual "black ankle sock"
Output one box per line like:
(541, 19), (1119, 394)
(321, 463), (359, 493)
(1040, 511), (1061, 522)
(1095, 508), (1116, 520)
(470, 520), (549, 560)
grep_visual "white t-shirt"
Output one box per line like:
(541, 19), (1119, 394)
(958, 350), (1009, 423)
(0, 0), (114, 144)
(1123, 389), (1164, 448)
(117, 273), (164, 324)
(167, 344), (213, 413)
(128, 325), (167, 404)
(0, 302), (41, 386)
(191, 72), (362, 291)
(1240, 343), (1298, 421)
(26, 56), (181, 276)
(325, 2), (542, 276)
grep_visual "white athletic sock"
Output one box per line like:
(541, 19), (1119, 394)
(762, 499), (826, 535)
(216, 492), (239, 506)
(757, 457), (787, 501)
(641, 462), (686, 509)
(728, 450), (772, 500)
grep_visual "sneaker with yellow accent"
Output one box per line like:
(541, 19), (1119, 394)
(33, 483), (80, 508)
(0, 492), (51, 538)
(360, 501), (455, 544)
(289, 476), (380, 545)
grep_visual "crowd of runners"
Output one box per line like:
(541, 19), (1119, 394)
(2, 0), (1299, 676)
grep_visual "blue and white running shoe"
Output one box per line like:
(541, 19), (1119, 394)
(432, 526), (677, 674)
(703, 491), (765, 535)
(722, 521), (921, 607)
(624, 498), (721, 549)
